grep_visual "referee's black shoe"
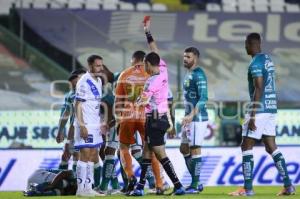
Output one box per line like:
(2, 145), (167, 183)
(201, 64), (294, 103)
(126, 176), (137, 195)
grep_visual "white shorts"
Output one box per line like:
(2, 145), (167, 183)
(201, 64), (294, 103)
(242, 113), (276, 140)
(74, 127), (103, 149)
(181, 121), (208, 147)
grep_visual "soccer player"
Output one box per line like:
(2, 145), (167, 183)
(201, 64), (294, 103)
(56, 69), (86, 171)
(180, 47), (208, 194)
(24, 169), (77, 196)
(229, 33), (295, 196)
(74, 55), (105, 197)
(115, 50), (161, 194)
(131, 18), (185, 196)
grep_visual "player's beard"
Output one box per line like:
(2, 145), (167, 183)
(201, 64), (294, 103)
(184, 61), (193, 69)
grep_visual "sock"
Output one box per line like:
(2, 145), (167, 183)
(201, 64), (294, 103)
(136, 159), (151, 190)
(242, 150), (254, 190)
(190, 155), (202, 188)
(151, 156), (163, 189)
(72, 161), (77, 173)
(100, 155), (115, 191)
(111, 161), (120, 189)
(111, 176), (120, 189)
(94, 162), (102, 188)
(58, 161), (68, 170)
(272, 149), (292, 187)
(133, 151), (155, 188)
(184, 154), (192, 175)
(160, 157), (182, 189)
(85, 161), (94, 191)
(118, 152), (128, 190)
(76, 160), (87, 192)
(120, 148), (134, 178)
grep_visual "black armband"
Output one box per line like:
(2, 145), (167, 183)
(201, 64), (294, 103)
(145, 31), (154, 44)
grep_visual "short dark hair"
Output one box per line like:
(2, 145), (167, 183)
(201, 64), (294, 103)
(246, 33), (261, 43)
(132, 50), (146, 62)
(145, 52), (160, 66)
(71, 68), (86, 76)
(87, 55), (102, 65)
(68, 68), (86, 81)
(184, 47), (200, 58)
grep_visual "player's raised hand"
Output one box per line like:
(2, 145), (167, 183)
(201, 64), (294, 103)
(143, 15), (151, 33)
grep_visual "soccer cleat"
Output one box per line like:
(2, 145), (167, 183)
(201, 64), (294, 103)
(198, 184), (204, 192)
(77, 189), (105, 197)
(185, 186), (199, 194)
(277, 185), (296, 196)
(173, 187), (186, 195)
(163, 181), (170, 191)
(228, 188), (255, 196)
(129, 188), (145, 196)
(126, 176), (137, 195)
(108, 189), (122, 195)
(23, 190), (39, 197)
(146, 188), (156, 194)
(156, 187), (165, 195)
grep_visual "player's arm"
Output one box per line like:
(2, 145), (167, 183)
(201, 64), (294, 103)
(182, 74), (208, 126)
(143, 16), (159, 54)
(56, 97), (71, 143)
(75, 82), (88, 141)
(248, 63), (264, 131)
(248, 76), (263, 131)
(114, 74), (126, 124)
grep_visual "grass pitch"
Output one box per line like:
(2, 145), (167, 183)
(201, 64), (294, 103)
(0, 186), (298, 199)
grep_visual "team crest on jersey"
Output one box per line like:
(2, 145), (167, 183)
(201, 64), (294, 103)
(184, 79), (190, 87)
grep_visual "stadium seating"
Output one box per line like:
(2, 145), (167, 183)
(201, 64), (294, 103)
(67, 0), (84, 9)
(49, 0), (68, 9)
(136, 2), (152, 11)
(152, 3), (168, 11)
(238, 0), (253, 12)
(119, 2), (135, 10)
(1, 0), (300, 15)
(286, 2), (300, 12)
(206, 3), (221, 12)
(85, 0), (100, 10)
(32, 0), (49, 9)
(102, 1), (119, 10)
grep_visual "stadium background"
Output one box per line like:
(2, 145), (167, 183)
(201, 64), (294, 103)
(0, 0), (299, 192)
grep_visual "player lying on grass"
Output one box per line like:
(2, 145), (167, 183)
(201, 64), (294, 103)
(24, 169), (77, 196)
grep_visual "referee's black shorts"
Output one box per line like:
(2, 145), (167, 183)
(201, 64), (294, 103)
(145, 113), (170, 147)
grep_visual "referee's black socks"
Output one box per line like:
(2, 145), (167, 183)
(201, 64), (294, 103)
(160, 157), (183, 189)
(136, 159), (151, 190)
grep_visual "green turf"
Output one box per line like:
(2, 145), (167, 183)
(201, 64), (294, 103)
(0, 186), (298, 199)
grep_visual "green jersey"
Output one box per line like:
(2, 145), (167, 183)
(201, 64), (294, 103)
(183, 67), (208, 122)
(60, 90), (75, 125)
(248, 53), (277, 114)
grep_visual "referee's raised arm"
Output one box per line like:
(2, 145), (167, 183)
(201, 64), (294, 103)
(143, 16), (159, 54)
